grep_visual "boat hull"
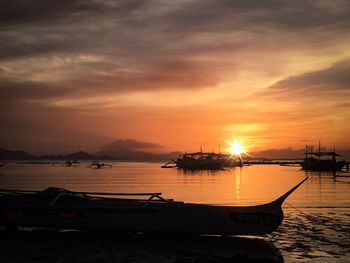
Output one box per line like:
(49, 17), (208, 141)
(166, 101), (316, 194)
(301, 159), (345, 171)
(0, 201), (282, 235)
(176, 159), (224, 170)
(0, 178), (307, 235)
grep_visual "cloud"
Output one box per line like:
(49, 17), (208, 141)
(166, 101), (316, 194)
(0, 77), (67, 103)
(2, 0), (349, 61)
(100, 139), (162, 152)
(0, 58), (222, 110)
(269, 60), (350, 94)
(0, 34), (79, 61)
(250, 147), (350, 159)
(1, 0), (350, 153)
(0, 0), (113, 26)
(0, 0), (145, 61)
(147, 0), (349, 31)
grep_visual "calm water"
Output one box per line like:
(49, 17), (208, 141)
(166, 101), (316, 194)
(0, 161), (349, 207)
(1, 162), (350, 262)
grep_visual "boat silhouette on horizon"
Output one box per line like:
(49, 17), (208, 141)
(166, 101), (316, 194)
(162, 150), (243, 170)
(301, 143), (346, 171)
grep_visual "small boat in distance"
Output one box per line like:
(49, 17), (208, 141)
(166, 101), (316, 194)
(0, 178), (308, 235)
(88, 160), (113, 169)
(65, 160), (79, 167)
(162, 151), (243, 170)
(301, 144), (346, 171)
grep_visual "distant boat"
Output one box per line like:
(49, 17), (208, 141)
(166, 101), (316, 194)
(88, 160), (112, 169)
(301, 144), (346, 171)
(0, 178), (307, 235)
(162, 151), (243, 170)
(65, 160), (79, 167)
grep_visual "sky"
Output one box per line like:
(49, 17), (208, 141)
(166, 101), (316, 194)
(1, 0), (350, 155)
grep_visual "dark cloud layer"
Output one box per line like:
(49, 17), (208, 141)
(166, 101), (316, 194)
(0, 0), (106, 25)
(162, 0), (350, 32)
(101, 139), (162, 152)
(0, 35), (78, 61)
(0, 78), (67, 102)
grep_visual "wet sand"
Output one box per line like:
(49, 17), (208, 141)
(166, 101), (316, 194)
(269, 208), (350, 262)
(0, 209), (349, 262)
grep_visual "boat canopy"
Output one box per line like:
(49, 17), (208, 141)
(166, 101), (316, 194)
(304, 151), (341, 157)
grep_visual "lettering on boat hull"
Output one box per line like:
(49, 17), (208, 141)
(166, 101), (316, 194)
(227, 211), (282, 228)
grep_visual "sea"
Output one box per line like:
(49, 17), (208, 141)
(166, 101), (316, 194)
(0, 161), (349, 262)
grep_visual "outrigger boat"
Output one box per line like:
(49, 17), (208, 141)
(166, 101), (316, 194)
(88, 160), (113, 169)
(0, 178), (307, 235)
(301, 144), (346, 171)
(65, 160), (79, 167)
(175, 152), (225, 170)
(162, 151), (243, 170)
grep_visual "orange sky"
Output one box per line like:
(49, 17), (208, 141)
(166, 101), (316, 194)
(1, 0), (350, 154)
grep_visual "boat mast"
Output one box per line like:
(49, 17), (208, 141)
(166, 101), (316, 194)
(305, 145), (308, 159)
(318, 140), (321, 161)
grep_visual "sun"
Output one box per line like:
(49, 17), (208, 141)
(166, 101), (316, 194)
(230, 142), (244, 155)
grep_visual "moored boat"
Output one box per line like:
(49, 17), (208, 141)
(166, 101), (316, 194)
(162, 151), (243, 170)
(0, 178), (307, 235)
(301, 144), (346, 171)
(176, 152), (225, 170)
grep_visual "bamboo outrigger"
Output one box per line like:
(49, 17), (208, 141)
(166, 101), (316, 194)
(0, 178), (307, 235)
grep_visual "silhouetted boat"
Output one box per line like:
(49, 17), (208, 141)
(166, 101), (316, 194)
(176, 152), (225, 170)
(65, 160), (79, 167)
(0, 178), (307, 235)
(301, 144), (346, 171)
(162, 151), (243, 170)
(88, 160), (112, 169)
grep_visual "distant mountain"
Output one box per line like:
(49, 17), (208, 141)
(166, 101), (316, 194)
(95, 149), (182, 161)
(0, 146), (180, 161)
(96, 139), (181, 161)
(338, 149), (350, 160)
(0, 148), (115, 160)
(250, 148), (305, 160)
(40, 151), (100, 160)
(0, 148), (35, 159)
(101, 139), (162, 152)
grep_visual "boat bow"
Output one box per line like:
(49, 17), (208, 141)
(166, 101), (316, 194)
(272, 177), (308, 206)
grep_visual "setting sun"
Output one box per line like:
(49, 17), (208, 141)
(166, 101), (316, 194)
(230, 142), (244, 155)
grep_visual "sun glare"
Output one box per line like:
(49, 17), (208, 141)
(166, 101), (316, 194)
(230, 142), (244, 155)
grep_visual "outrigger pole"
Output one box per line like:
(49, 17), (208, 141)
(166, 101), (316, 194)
(0, 188), (162, 197)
